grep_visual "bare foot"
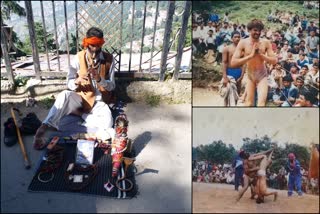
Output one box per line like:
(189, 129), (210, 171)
(274, 192), (278, 201)
(33, 124), (48, 150)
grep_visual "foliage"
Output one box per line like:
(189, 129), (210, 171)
(19, 22), (55, 54)
(1, 1), (26, 21)
(38, 96), (56, 109)
(1, 1), (26, 57)
(194, 140), (237, 164)
(145, 93), (161, 107)
(69, 33), (77, 55)
(193, 136), (312, 174)
(14, 75), (29, 87)
(193, 1), (319, 31)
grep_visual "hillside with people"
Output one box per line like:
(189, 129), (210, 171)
(192, 1), (319, 107)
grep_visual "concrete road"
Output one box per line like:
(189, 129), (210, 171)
(193, 182), (319, 213)
(1, 101), (191, 213)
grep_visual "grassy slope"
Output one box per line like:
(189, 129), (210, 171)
(194, 1), (319, 31)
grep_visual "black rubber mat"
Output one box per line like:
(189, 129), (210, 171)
(28, 142), (138, 199)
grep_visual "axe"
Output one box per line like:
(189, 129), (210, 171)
(10, 107), (31, 169)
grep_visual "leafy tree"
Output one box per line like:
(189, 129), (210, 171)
(69, 33), (77, 54)
(20, 22), (55, 54)
(194, 136), (311, 174)
(240, 136), (310, 173)
(1, 1), (26, 21)
(194, 140), (237, 164)
(1, 1), (26, 57)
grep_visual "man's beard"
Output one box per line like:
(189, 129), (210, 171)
(89, 49), (101, 59)
(253, 34), (260, 39)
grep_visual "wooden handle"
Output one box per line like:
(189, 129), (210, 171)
(10, 108), (31, 169)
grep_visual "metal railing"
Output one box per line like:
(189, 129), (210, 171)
(1, 0), (191, 84)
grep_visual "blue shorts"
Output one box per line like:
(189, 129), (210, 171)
(227, 68), (242, 80)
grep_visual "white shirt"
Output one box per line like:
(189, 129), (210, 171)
(67, 49), (116, 101)
(193, 29), (201, 40)
(197, 26), (208, 40)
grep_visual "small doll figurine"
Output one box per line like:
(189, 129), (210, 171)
(111, 114), (129, 177)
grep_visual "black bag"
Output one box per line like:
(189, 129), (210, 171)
(19, 112), (42, 135)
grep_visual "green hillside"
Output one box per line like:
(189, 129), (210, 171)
(194, 1), (319, 30)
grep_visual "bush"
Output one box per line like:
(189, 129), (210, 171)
(145, 93), (160, 107)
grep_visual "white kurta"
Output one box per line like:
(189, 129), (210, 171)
(43, 50), (115, 139)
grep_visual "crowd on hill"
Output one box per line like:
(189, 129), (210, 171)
(192, 6), (319, 107)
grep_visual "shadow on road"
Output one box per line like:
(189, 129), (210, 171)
(132, 131), (152, 157)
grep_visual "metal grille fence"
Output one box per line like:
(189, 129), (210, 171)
(1, 1), (191, 83)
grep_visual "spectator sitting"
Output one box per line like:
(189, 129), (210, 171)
(290, 64), (300, 83)
(289, 43), (301, 55)
(293, 87), (318, 107)
(306, 29), (319, 62)
(273, 75), (298, 107)
(271, 62), (286, 88)
(283, 52), (297, 72)
(297, 53), (309, 68)
(299, 40), (307, 54)
(299, 65), (309, 83)
(307, 21), (318, 36)
(295, 76), (309, 97)
(280, 43), (290, 61)
(207, 21), (217, 34)
(306, 64), (319, 85)
(226, 171), (235, 184)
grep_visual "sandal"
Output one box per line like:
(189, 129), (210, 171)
(33, 136), (47, 150)
(3, 117), (17, 147)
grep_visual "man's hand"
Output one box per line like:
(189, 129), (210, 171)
(249, 43), (260, 58)
(75, 76), (89, 85)
(88, 68), (101, 82)
(273, 100), (283, 105)
(223, 76), (229, 86)
(237, 76), (243, 83)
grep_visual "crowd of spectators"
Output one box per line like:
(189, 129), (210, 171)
(192, 4), (319, 107)
(192, 160), (319, 194)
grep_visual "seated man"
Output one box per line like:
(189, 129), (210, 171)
(33, 27), (115, 149)
(236, 148), (274, 202)
(293, 87), (318, 107)
(273, 75), (298, 107)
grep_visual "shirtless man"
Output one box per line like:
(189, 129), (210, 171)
(222, 31), (246, 101)
(231, 19), (277, 106)
(236, 148), (274, 202)
(254, 149), (278, 203)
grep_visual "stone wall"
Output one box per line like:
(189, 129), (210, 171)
(1, 78), (191, 104)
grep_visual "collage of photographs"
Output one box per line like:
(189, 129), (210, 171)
(0, 0), (319, 213)
(192, 1), (319, 213)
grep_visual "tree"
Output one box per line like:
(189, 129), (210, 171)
(240, 136), (310, 173)
(20, 22), (55, 54)
(1, 1), (26, 21)
(1, 1), (26, 58)
(69, 33), (77, 54)
(194, 140), (237, 164)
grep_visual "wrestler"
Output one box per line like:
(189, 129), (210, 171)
(231, 19), (277, 106)
(236, 148), (274, 202)
(254, 149), (278, 203)
(222, 31), (246, 105)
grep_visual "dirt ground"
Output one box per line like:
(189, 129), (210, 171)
(193, 182), (319, 213)
(1, 98), (191, 213)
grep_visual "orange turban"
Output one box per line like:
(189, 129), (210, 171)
(82, 36), (105, 48)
